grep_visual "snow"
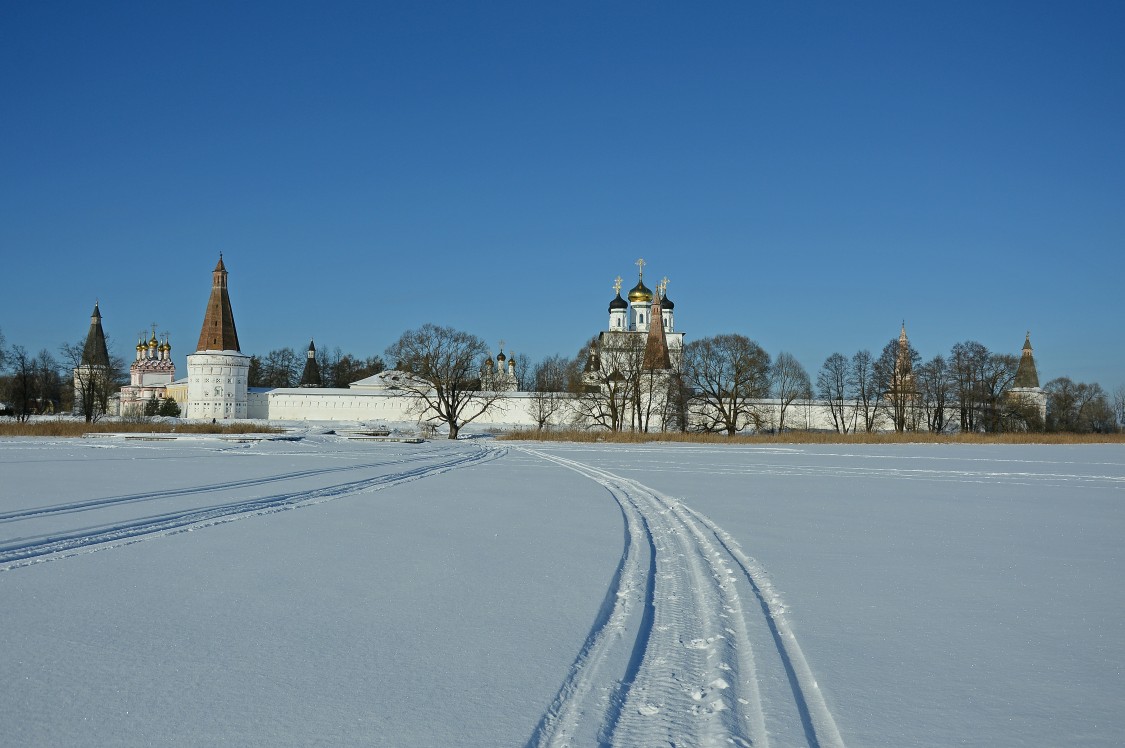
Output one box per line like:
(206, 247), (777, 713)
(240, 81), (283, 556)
(1, 433), (1122, 746)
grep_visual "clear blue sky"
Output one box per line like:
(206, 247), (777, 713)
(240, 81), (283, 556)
(3, 2), (1122, 388)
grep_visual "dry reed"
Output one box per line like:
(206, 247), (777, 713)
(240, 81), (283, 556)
(0, 421), (283, 438)
(498, 428), (1125, 445)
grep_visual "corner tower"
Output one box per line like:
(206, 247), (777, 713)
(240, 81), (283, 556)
(73, 302), (113, 418)
(186, 255), (250, 419)
(1008, 332), (1046, 424)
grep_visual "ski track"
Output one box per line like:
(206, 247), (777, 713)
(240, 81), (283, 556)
(521, 446), (845, 748)
(0, 445), (501, 571)
(0, 447), (458, 523)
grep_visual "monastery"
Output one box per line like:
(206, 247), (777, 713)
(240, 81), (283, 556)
(77, 256), (1046, 432)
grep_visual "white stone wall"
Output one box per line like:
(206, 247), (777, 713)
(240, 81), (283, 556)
(186, 351), (250, 420)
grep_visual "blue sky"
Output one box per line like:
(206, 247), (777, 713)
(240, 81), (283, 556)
(3, 2), (1122, 388)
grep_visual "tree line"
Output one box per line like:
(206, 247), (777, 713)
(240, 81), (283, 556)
(0, 328), (128, 422)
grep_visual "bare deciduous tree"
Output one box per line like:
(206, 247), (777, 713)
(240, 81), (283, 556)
(874, 337), (921, 432)
(817, 352), (852, 434)
(385, 324), (503, 439)
(1045, 377), (1115, 433)
(916, 354), (954, 433)
(682, 334), (771, 435)
(6, 345), (36, 422)
(950, 341), (989, 432)
(771, 351), (811, 432)
(851, 349), (881, 433)
(61, 340), (124, 423)
(528, 354), (573, 430)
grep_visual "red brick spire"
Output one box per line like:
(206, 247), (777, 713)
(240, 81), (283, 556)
(196, 254), (241, 352)
(643, 288), (671, 370)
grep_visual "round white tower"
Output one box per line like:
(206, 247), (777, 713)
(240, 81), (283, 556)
(186, 255), (250, 419)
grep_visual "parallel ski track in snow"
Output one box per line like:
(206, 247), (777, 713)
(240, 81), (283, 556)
(0, 445), (500, 571)
(521, 447), (845, 748)
(0, 447), (459, 523)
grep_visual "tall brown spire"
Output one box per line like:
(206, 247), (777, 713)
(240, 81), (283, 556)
(196, 254), (241, 352)
(81, 302), (110, 367)
(1013, 332), (1040, 388)
(643, 289), (671, 370)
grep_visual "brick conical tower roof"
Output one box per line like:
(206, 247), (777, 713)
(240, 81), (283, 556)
(1013, 332), (1040, 388)
(196, 254), (241, 352)
(643, 290), (671, 370)
(82, 301), (110, 367)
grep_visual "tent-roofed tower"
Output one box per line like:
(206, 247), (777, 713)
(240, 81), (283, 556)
(299, 339), (323, 387)
(82, 302), (110, 367)
(73, 302), (114, 419)
(1008, 332), (1046, 425)
(196, 254), (241, 353)
(185, 255), (250, 419)
(1013, 332), (1040, 389)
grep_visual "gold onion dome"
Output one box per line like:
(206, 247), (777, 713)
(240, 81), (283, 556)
(628, 279), (653, 303)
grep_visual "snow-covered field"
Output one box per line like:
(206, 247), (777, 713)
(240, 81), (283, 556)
(1, 432), (1122, 746)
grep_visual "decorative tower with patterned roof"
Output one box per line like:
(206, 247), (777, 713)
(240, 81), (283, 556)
(185, 255), (250, 419)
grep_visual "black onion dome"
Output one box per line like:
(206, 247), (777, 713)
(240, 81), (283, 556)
(659, 293), (674, 310)
(609, 293), (628, 311)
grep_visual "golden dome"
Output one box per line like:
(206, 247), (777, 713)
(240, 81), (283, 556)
(628, 279), (653, 303)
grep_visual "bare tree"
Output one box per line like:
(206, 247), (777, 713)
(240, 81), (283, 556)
(6, 345), (36, 422)
(572, 335), (645, 432)
(771, 352), (811, 432)
(817, 353), (852, 434)
(950, 341), (989, 432)
(1045, 377), (1115, 433)
(851, 349), (881, 433)
(874, 337), (920, 432)
(385, 324), (503, 439)
(33, 350), (64, 414)
(682, 334), (771, 435)
(976, 353), (1019, 432)
(1114, 384), (1125, 431)
(916, 354), (954, 433)
(61, 340), (123, 423)
(527, 354), (573, 430)
(258, 347), (302, 388)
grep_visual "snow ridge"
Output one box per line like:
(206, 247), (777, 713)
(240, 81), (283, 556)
(0, 445), (500, 571)
(520, 446), (845, 748)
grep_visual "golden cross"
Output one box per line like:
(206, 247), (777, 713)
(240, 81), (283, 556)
(498, 339), (505, 352)
(613, 276), (623, 295)
(659, 276), (669, 296)
(635, 258), (645, 278)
